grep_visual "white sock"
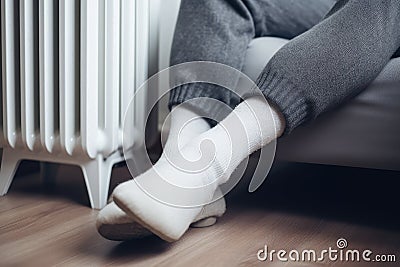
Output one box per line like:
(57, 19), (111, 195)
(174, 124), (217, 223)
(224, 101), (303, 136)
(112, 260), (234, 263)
(160, 105), (211, 161)
(113, 97), (286, 241)
(97, 105), (227, 240)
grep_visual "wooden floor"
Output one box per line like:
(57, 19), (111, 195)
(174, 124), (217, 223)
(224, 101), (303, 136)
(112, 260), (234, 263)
(0, 160), (399, 267)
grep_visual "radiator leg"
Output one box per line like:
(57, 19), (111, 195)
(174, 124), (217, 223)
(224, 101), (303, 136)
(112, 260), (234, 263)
(0, 149), (22, 196)
(81, 155), (117, 209)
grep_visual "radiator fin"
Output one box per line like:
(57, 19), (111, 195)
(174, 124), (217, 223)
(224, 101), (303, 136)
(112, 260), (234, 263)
(120, 0), (136, 147)
(1, 0), (21, 148)
(134, 0), (149, 135)
(39, 0), (59, 153)
(80, 0), (99, 159)
(59, 0), (80, 156)
(20, 0), (39, 151)
(102, 0), (120, 155)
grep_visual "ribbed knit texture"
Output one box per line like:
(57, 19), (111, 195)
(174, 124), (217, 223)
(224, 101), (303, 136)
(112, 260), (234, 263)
(248, 64), (310, 133)
(168, 0), (400, 134)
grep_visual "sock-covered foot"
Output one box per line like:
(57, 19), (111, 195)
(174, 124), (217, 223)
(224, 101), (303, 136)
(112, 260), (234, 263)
(96, 187), (226, 241)
(97, 105), (215, 240)
(113, 97), (285, 242)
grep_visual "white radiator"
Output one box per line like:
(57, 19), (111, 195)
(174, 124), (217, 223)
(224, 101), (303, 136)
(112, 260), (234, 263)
(0, 0), (153, 209)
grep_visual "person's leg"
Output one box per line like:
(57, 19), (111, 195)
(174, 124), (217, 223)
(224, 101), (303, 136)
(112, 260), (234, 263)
(110, 0), (336, 242)
(101, 0), (334, 241)
(257, 0), (400, 133)
(168, 0), (335, 121)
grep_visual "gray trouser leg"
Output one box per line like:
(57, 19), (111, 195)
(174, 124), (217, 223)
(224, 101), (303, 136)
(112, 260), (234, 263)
(169, 0), (334, 125)
(169, 0), (400, 133)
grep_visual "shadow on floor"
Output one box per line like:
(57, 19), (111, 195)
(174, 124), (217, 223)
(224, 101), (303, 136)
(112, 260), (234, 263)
(9, 155), (400, 232)
(227, 159), (400, 231)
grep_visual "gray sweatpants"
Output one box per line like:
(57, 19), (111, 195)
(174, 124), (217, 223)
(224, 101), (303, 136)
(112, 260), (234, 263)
(168, 0), (400, 134)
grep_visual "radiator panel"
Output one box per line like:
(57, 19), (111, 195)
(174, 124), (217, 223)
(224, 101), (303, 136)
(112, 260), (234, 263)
(1, 0), (150, 157)
(0, 0), (155, 209)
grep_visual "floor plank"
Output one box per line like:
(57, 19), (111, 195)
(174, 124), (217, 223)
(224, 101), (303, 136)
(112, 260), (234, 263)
(0, 161), (399, 266)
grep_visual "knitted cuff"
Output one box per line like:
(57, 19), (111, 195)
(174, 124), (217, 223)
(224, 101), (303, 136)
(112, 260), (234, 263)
(168, 83), (236, 127)
(168, 67), (313, 135)
(254, 65), (312, 134)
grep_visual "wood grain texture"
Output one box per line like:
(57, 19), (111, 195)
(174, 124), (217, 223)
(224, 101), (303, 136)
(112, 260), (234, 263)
(0, 161), (399, 266)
